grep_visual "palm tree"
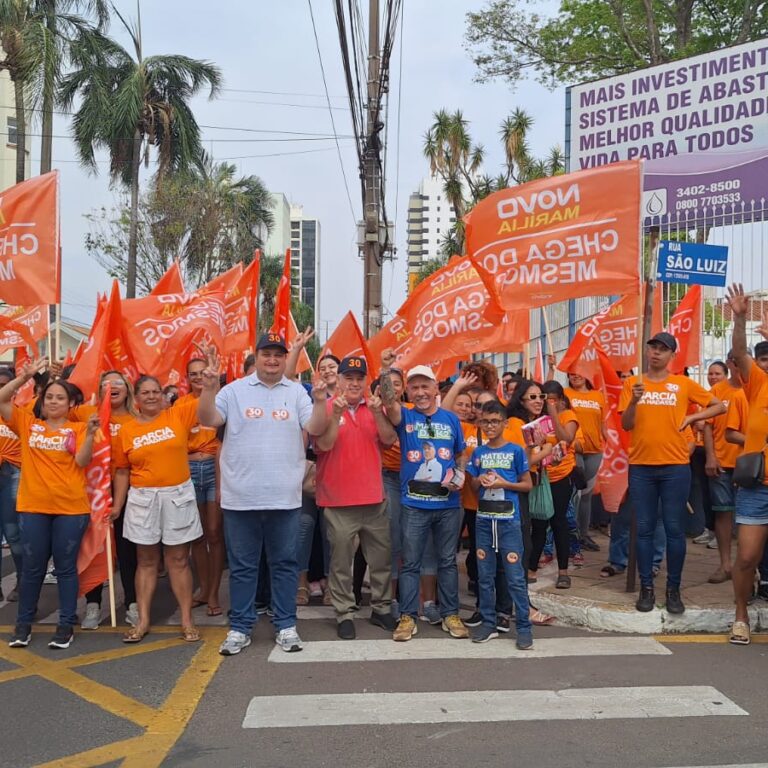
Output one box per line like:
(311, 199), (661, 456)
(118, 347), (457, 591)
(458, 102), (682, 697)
(59, 4), (221, 297)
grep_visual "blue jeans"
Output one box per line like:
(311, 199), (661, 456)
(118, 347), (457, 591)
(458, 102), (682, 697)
(628, 464), (691, 589)
(189, 458), (216, 504)
(476, 515), (531, 635)
(17, 512), (90, 626)
(0, 462), (22, 576)
(297, 495), (329, 574)
(608, 498), (666, 570)
(383, 470), (402, 578)
(399, 505), (461, 618)
(223, 508), (300, 634)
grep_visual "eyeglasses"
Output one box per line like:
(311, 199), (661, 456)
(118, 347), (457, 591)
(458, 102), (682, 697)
(424, 414), (435, 438)
(480, 419), (504, 427)
(524, 394), (546, 401)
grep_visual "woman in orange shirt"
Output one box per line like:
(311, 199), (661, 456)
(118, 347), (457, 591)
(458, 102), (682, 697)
(112, 375), (203, 644)
(1, 360), (98, 650)
(620, 332), (724, 615)
(71, 371), (139, 630)
(564, 373), (606, 552)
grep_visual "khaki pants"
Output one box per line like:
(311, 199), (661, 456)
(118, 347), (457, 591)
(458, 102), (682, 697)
(324, 502), (392, 621)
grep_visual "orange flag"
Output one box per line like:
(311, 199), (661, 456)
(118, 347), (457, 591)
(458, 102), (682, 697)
(0, 314), (38, 356)
(0, 171), (60, 305)
(287, 312), (313, 375)
(533, 339), (544, 382)
(150, 260), (185, 295)
(1, 304), (49, 346)
(224, 255), (260, 355)
(320, 311), (376, 376)
(466, 162), (642, 311)
(200, 262), (243, 296)
(666, 285), (702, 374)
(270, 249), (292, 338)
(78, 385), (115, 596)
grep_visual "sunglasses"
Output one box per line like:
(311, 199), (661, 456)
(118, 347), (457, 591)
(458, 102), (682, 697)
(524, 394), (546, 401)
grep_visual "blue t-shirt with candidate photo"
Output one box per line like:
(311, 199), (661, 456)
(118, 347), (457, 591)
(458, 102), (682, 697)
(466, 442), (529, 518)
(396, 406), (465, 509)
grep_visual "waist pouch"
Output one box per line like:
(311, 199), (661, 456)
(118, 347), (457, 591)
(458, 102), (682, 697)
(478, 500), (515, 514)
(733, 451), (765, 489)
(407, 480), (450, 498)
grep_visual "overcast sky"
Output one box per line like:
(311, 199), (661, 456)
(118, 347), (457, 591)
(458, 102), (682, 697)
(46, 0), (563, 336)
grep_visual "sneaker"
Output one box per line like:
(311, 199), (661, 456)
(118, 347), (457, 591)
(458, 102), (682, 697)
(636, 586), (656, 612)
(471, 624), (499, 643)
(441, 615), (469, 639)
(706, 537), (719, 550)
(572, 553), (585, 566)
(393, 615), (418, 642)
(390, 598), (401, 620)
(496, 615), (511, 633)
(125, 602), (139, 627)
(337, 619), (356, 640)
(9, 623), (31, 648)
(464, 611), (483, 627)
(370, 611), (397, 632)
(219, 630), (251, 656)
(48, 625), (74, 649)
(81, 602), (101, 630)
(275, 626), (303, 653)
(692, 530), (712, 545)
(43, 571), (58, 585)
(516, 631), (534, 650)
(757, 582), (768, 601)
(419, 601), (441, 625)
(665, 588), (685, 615)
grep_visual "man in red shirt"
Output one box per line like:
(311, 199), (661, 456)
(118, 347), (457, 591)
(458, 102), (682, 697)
(315, 356), (398, 639)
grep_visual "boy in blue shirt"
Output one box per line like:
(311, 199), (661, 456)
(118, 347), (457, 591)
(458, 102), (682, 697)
(466, 401), (534, 648)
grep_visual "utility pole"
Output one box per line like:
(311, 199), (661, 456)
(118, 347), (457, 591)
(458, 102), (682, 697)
(362, 0), (383, 337)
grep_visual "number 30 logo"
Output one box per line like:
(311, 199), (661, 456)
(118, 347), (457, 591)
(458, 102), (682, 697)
(272, 409), (290, 421)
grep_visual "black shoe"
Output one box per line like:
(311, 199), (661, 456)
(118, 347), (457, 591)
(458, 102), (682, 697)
(9, 623), (31, 648)
(337, 619), (356, 640)
(665, 588), (685, 615)
(580, 536), (601, 552)
(636, 587), (655, 612)
(369, 611), (397, 632)
(464, 611), (483, 627)
(48, 624), (74, 649)
(496, 615), (511, 633)
(757, 582), (768, 601)
(467, 580), (477, 597)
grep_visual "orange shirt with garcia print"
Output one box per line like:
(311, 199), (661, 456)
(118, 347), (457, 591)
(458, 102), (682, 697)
(112, 399), (199, 488)
(546, 409), (579, 483)
(710, 381), (748, 469)
(565, 388), (605, 454)
(619, 375), (713, 465)
(173, 393), (220, 455)
(0, 417), (21, 467)
(741, 362), (768, 485)
(7, 406), (89, 514)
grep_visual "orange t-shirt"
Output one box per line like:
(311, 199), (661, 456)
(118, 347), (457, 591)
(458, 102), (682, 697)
(546, 409), (579, 483)
(112, 401), (198, 488)
(710, 381), (747, 469)
(0, 416), (21, 467)
(461, 421), (483, 510)
(565, 388), (605, 454)
(619, 374), (713, 465)
(502, 417), (526, 448)
(741, 362), (768, 485)
(725, 387), (749, 449)
(7, 406), (89, 514)
(381, 402), (413, 472)
(174, 393), (220, 456)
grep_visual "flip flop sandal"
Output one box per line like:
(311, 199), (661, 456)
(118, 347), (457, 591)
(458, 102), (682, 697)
(600, 565), (625, 578)
(191, 598), (207, 609)
(181, 626), (201, 643)
(322, 590), (333, 606)
(555, 575), (572, 589)
(122, 627), (149, 644)
(296, 586), (310, 606)
(530, 609), (555, 626)
(206, 606), (223, 617)
(729, 621), (750, 645)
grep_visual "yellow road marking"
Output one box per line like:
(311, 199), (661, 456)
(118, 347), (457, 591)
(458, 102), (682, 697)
(654, 633), (768, 644)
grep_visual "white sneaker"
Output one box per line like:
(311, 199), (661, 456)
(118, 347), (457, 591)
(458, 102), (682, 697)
(706, 537), (719, 549)
(219, 630), (251, 656)
(125, 603), (139, 627)
(692, 530), (712, 545)
(81, 603), (101, 630)
(275, 626), (303, 653)
(43, 571), (58, 585)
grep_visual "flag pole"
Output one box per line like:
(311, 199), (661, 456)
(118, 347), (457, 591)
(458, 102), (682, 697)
(47, 306), (53, 359)
(54, 303), (61, 362)
(541, 308), (555, 361)
(105, 524), (117, 627)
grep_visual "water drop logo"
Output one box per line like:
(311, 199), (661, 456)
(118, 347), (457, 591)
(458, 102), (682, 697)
(642, 189), (667, 217)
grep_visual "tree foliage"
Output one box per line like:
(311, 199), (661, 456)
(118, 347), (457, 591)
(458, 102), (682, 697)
(465, 0), (768, 89)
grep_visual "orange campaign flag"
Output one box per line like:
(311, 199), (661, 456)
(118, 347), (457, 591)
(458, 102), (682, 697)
(665, 285), (702, 374)
(72, 338), (85, 364)
(78, 386), (115, 597)
(320, 311), (375, 376)
(287, 311), (313, 375)
(368, 314), (412, 369)
(1, 304), (49, 345)
(270, 248), (292, 338)
(466, 161), (642, 311)
(0, 171), (60, 305)
(150, 260), (185, 295)
(120, 290), (227, 387)
(200, 262), (243, 296)
(223, 255), (260, 355)
(533, 339), (544, 382)
(0, 313), (39, 356)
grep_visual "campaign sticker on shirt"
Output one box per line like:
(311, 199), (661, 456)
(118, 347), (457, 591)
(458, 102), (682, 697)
(666, 383), (680, 392)
(272, 409), (290, 421)
(406, 449), (422, 462)
(109, 423), (122, 437)
(405, 424), (414, 433)
(244, 407), (264, 419)
(31, 424), (45, 433)
(339, 416), (346, 426)
(437, 447), (452, 460)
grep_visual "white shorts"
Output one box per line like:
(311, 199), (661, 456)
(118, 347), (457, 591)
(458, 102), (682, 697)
(123, 478), (203, 546)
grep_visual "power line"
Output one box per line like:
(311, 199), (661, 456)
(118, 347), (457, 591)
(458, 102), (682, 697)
(307, 0), (358, 225)
(220, 87), (346, 100)
(388, 2), (405, 313)
(217, 96), (347, 111)
(1, 130), (353, 144)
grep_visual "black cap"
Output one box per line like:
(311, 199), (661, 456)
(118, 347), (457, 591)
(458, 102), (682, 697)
(647, 332), (677, 352)
(755, 341), (768, 358)
(338, 356), (368, 375)
(256, 332), (288, 352)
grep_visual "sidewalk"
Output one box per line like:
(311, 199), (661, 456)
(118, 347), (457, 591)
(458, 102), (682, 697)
(526, 531), (768, 634)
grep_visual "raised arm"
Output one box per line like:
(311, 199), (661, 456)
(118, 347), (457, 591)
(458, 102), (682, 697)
(285, 326), (315, 380)
(440, 371), (478, 412)
(379, 370), (403, 426)
(304, 380), (330, 436)
(369, 394), (397, 447)
(74, 413), (99, 468)
(0, 358), (47, 422)
(726, 283), (752, 382)
(198, 346), (225, 428)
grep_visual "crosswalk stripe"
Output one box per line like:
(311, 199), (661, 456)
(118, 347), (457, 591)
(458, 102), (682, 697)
(242, 685), (746, 728)
(267, 635), (672, 663)
(660, 764), (768, 768)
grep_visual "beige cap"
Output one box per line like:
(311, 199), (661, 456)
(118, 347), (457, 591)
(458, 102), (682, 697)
(406, 364), (437, 382)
